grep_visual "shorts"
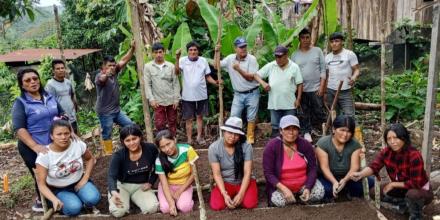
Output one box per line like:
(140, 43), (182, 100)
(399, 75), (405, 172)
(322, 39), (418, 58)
(182, 99), (209, 120)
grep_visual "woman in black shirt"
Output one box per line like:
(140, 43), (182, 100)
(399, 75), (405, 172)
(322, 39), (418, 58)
(107, 124), (159, 217)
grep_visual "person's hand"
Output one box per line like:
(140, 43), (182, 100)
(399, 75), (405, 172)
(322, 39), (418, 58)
(142, 183), (152, 191)
(348, 76), (356, 86)
(169, 202), (178, 216)
(300, 188), (310, 202)
(149, 100), (159, 109)
(176, 49), (182, 59)
(262, 82), (271, 92)
(34, 144), (48, 154)
(52, 198), (64, 211)
(281, 187), (295, 203)
(172, 102), (179, 110)
(74, 179), (88, 192)
(350, 172), (363, 182)
(217, 79), (224, 86)
(332, 182), (340, 198)
(383, 182), (395, 195)
(171, 189), (183, 201)
(232, 62), (241, 71)
(316, 87), (325, 97)
(232, 192), (244, 207)
(223, 192), (235, 209)
(215, 44), (221, 52)
(111, 191), (124, 208)
(337, 178), (348, 193)
(294, 99), (301, 109)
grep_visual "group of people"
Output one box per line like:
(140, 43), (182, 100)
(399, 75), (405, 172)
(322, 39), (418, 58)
(9, 28), (433, 220)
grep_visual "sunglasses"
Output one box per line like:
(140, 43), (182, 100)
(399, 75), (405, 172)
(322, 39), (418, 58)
(23, 76), (39, 83)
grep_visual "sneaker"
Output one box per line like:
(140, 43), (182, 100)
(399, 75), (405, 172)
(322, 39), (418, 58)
(32, 199), (44, 212)
(304, 133), (313, 142)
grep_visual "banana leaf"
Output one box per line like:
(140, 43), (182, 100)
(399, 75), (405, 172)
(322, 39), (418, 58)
(197, 0), (220, 44)
(221, 21), (243, 56)
(245, 16), (262, 51)
(324, 0), (338, 36)
(171, 22), (193, 59)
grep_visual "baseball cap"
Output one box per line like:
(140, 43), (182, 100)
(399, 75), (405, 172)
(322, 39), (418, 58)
(279, 115), (301, 129)
(274, 45), (288, 56)
(234, 37), (247, 47)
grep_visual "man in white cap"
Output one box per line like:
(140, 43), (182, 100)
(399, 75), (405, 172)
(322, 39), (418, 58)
(214, 37), (260, 144)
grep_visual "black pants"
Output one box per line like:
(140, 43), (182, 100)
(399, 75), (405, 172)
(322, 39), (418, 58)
(298, 91), (326, 133)
(17, 141), (41, 200)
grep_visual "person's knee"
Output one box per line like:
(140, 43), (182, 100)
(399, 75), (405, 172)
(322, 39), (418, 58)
(176, 199), (193, 213)
(209, 199), (226, 211)
(82, 192), (101, 207)
(140, 201), (159, 214)
(159, 202), (170, 214)
(62, 201), (83, 216)
(209, 190), (226, 211)
(110, 207), (129, 218)
(241, 196), (258, 209)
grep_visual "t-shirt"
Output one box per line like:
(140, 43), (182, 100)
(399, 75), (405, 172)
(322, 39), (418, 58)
(95, 67), (121, 115)
(35, 140), (87, 188)
(316, 135), (361, 177)
(325, 49), (359, 91)
(155, 144), (199, 185)
(291, 47), (326, 92)
(280, 150), (307, 193)
(220, 54), (259, 92)
(107, 142), (158, 192)
(208, 138), (253, 185)
(257, 60), (303, 110)
(179, 56), (211, 101)
(45, 78), (76, 122)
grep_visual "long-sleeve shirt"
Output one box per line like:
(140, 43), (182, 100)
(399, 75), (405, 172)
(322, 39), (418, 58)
(369, 145), (428, 189)
(107, 142), (158, 192)
(144, 61), (181, 106)
(263, 136), (317, 201)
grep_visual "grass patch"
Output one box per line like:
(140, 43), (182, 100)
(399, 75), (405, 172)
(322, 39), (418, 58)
(0, 174), (34, 209)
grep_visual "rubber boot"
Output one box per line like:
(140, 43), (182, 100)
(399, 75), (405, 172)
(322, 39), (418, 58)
(406, 197), (424, 220)
(103, 140), (113, 155)
(247, 122), (256, 144)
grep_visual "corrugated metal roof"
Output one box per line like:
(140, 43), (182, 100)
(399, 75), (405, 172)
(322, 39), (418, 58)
(0, 49), (101, 63)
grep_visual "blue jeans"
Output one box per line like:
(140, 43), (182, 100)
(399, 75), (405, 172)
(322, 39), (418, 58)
(98, 111), (133, 140)
(53, 181), (101, 216)
(270, 109), (297, 137)
(318, 174), (374, 199)
(230, 89), (260, 122)
(326, 88), (355, 118)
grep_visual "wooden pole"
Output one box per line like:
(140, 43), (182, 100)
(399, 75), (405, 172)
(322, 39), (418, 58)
(216, 0), (225, 137)
(354, 127), (369, 200)
(53, 5), (68, 77)
(129, 0), (154, 142)
(323, 80), (343, 135)
(346, 0), (353, 50)
(191, 163), (207, 220)
(422, 3), (440, 177)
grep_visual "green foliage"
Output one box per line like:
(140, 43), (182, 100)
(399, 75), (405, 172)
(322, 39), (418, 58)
(395, 18), (430, 50)
(37, 56), (53, 86)
(323, 0), (338, 37)
(1, 174), (34, 208)
(171, 22), (193, 59)
(76, 107), (99, 134)
(0, 0), (36, 22)
(353, 43), (380, 60)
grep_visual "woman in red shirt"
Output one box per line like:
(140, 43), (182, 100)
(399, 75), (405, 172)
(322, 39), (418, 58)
(351, 123), (433, 220)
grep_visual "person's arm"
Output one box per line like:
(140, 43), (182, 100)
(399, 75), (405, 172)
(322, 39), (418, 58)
(349, 64), (360, 86)
(233, 158), (252, 206)
(107, 152), (121, 194)
(315, 147), (338, 186)
(403, 151), (427, 189)
(317, 49), (327, 97)
(302, 144), (318, 190)
(206, 75), (220, 86)
(295, 83), (303, 108)
(35, 164), (63, 210)
(75, 147), (95, 191)
(143, 64), (158, 108)
(17, 129), (48, 154)
(116, 41), (135, 71)
(173, 168), (195, 199)
(175, 50), (181, 75)
(253, 74), (270, 92)
(338, 148), (361, 189)
(147, 147), (159, 186)
(172, 66), (181, 109)
(158, 174), (178, 216)
(96, 70), (109, 85)
(232, 63), (257, 81)
(211, 162), (234, 208)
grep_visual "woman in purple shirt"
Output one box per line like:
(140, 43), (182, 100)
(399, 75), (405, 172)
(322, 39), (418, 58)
(263, 115), (324, 207)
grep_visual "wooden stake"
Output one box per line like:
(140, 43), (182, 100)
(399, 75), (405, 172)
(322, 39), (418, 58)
(191, 163), (207, 220)
(324, 80), (343, 133)
(346, 0), (353, 50)
(53, 5), (67, 77)
(129, 0), (154, 142)
(422, 3), (440, 176)
(216, 0), (225, 137)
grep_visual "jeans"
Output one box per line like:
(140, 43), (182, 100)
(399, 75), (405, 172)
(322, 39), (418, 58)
(326, 88), (355, 118)
(318, 174), (374, 199)
(270, 109), (297, 131)
(98, 111), (133, 140)
(53, 181), (101, 216)
(298, 91), (326, 133)
(230, 89), (260, 122)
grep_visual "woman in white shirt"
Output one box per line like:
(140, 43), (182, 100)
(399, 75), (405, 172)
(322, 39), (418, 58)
(35, 119), (100, 216)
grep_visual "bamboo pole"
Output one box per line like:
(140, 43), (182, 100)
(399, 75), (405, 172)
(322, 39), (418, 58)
(129, 0), (154, 142)
(354, 127), (370, 201)
(191, 163), (207, 220)
(346, 0), (353, 50)
(323, 80), (343, 135)
(216, 0), (225, 137)
(53, 5), (68, 78)
(422, 3), (440, 176)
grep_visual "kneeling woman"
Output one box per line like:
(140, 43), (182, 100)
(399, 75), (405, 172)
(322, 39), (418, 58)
(263, 115), (324, 207)
(35, 120), (100, 216)
(351, 123), (433, 219)
(155, 130), (198, 216)
(209, 117), (258, 210)
(107, 124), (159, 217)
(316, 115), (373, 199)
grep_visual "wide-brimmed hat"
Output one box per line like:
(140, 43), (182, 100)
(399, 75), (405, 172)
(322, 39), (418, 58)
(220, 117), (245, 135)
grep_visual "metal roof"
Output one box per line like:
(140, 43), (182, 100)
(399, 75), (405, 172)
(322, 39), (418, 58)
(0, 49), (101, 63)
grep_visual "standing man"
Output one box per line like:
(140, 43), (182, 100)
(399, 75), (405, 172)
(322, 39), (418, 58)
(232, 45), (303, 137)
(176, 41), (220, 146)
(95, 41), (135, 155)
(325, 32), (360, 118)
(291, 28), (326, 142)
(214, 37), (260, 144)
(45, 59), (79, 134)
(144, 43), (180, 136)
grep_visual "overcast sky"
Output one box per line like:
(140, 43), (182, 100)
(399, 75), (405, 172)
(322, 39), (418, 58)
(38, 0), (61, 7)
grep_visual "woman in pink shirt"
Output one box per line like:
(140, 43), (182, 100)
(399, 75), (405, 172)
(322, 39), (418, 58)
(263, 115), (324, 207)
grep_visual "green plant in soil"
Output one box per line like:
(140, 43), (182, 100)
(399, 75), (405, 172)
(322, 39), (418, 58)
(0, 174), (34, 209)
